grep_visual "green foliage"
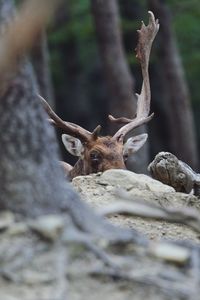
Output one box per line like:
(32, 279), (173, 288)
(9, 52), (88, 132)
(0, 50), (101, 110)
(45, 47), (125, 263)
(167, 0), (200, 105)
(49, 0), (98, 95)
(49, 0), (95, 68)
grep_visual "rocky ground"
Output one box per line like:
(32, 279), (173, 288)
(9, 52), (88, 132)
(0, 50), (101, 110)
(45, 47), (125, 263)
(69, 170), (200, 300)
(72, 169), (200, 242)
(1, 169), (200, 300)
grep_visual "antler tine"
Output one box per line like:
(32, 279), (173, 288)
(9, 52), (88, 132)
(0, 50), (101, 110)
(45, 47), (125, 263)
(110, 11), (159, 141)
(38, 95), (100, 142)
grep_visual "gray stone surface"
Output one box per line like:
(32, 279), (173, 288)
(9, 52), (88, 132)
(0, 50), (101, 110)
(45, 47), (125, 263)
(72, 170), (200, 241)
(0, 213), (68, 300)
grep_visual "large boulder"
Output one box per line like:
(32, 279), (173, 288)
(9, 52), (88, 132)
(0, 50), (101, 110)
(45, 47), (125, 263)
(72, 169), (200, 241)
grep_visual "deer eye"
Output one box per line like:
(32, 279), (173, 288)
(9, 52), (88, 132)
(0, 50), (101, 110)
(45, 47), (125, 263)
(90, 151), (101, 163)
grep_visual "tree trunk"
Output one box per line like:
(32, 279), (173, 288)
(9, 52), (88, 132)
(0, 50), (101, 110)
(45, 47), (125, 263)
(0, 0), (69, 215)
(148, 0), (198, 170)
(0, 0), (69, 217)
(91, 0), (149, 173)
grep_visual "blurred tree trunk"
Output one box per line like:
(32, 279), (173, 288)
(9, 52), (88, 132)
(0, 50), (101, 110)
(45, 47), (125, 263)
(0, 0), (133, 238)
(31, 31), (55, 107)
(148, 0), (198, 170)
(91, 0), (149, 173)
(0, 0), (71, 216)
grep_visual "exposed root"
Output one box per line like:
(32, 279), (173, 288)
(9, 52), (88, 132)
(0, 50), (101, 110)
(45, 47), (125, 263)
(97, 189), (200, 234)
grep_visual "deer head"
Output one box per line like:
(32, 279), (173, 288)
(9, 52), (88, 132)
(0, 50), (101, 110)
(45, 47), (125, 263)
(39, 12), (159, 180)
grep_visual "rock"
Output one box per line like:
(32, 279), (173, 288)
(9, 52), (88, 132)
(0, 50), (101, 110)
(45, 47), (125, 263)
(6, 222), (28, 236)
(149, 242), (190, 264)
(99, 169), (175, 193)
(72, 170), (196, 209)
(72, 170), (200, 242)
(0, 211), (15, 231)
(29, 215), (65, 241)
(0, 217), (68, 300)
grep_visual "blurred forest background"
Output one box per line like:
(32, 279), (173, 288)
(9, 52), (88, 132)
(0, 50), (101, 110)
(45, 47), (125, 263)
(32, 0), (200, 172)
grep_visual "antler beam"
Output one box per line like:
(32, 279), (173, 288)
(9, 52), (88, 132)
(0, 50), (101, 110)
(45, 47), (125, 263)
(110, 11), (159, 141)
(39, 95), (101, 143)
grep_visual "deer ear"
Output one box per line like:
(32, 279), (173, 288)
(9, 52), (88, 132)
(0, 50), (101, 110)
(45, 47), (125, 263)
(61, 134), (84, 157)
(123, 133), (148, 157)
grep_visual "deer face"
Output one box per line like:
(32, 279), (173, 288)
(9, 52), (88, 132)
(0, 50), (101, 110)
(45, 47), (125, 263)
(62, 133), (148, 175)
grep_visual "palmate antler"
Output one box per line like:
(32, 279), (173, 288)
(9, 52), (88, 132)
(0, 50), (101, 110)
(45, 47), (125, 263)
(109, 11), (159, 141)
(39, 95), (101, 143)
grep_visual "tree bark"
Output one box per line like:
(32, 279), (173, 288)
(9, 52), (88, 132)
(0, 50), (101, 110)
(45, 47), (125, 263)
(148, 0), (198, 170)
(91, 0), (149, 173)
(0, 0), (80, 217)
(0, 0), (70, 217)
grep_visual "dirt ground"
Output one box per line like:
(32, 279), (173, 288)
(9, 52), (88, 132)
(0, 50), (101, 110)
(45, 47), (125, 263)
(68, 171), (200, 300)
(72, 170), (200, 243)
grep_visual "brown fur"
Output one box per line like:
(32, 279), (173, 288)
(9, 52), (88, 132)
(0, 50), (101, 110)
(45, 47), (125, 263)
(68, 136), (126, 180)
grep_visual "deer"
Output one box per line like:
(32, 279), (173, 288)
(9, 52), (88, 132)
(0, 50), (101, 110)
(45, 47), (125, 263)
(39, 11), (159, 181)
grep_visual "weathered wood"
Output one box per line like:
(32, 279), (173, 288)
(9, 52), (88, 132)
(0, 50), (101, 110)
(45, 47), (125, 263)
(149, 152), (200, 196)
